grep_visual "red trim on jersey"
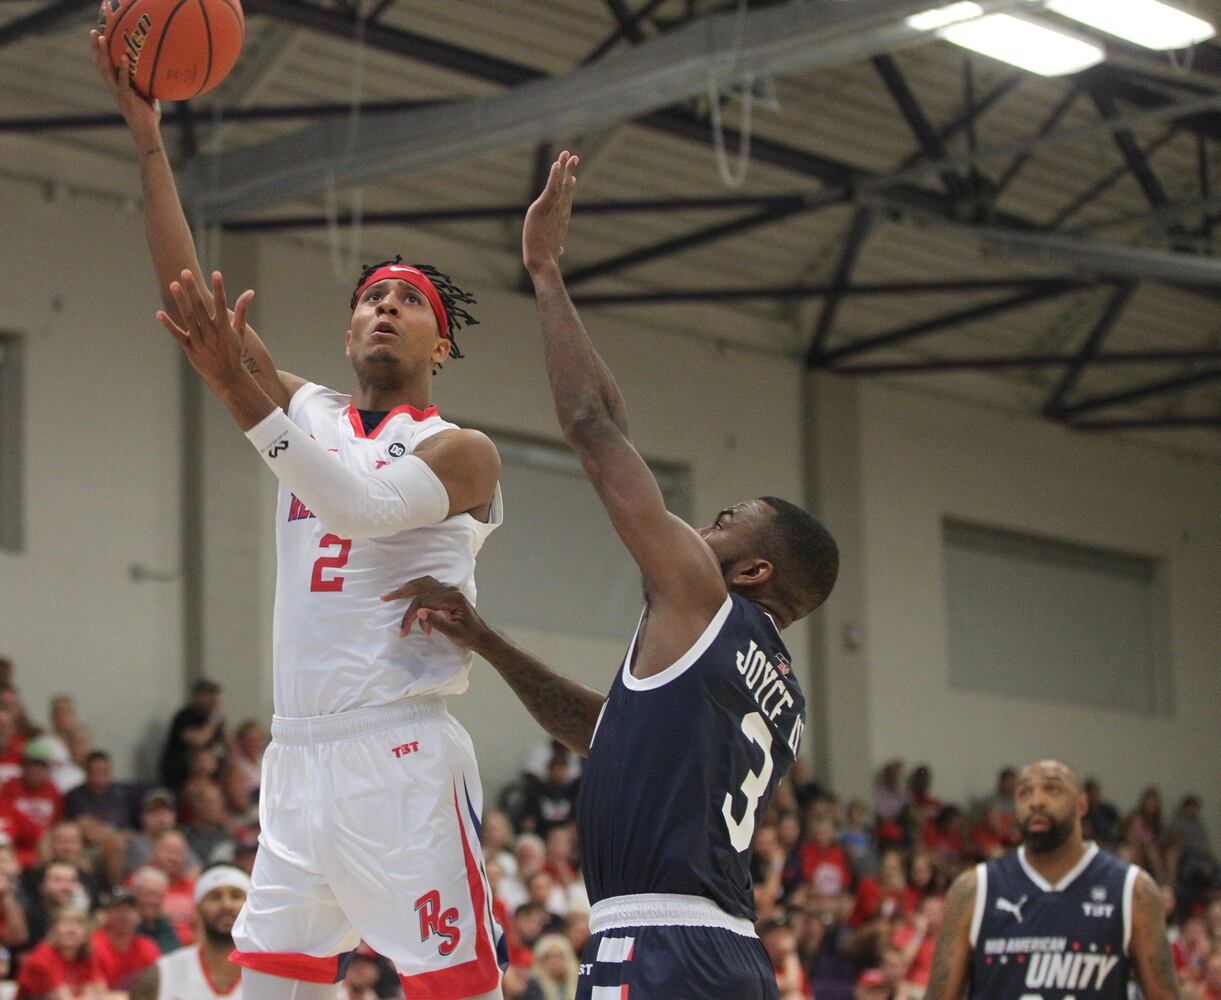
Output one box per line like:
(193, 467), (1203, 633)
(199, 950), (242, 996)
(228, 950), (342, 984)
(396, 782), (500, 1000)
(346, 403), (439, 440)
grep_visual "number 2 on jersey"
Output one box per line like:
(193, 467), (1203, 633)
(310, 534), (351, 592)
(722, 712), (774, 852)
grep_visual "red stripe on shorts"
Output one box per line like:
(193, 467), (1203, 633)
(228, 950), (344, 983)
(396, 780), (500, 1000)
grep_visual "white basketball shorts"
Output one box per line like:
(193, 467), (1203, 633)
(230, 697), (504, 1000)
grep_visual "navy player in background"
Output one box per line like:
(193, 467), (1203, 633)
(382, 151), (838, 999)
(926, 759), (1178, 1000)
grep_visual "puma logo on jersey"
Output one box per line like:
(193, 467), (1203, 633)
(392, 741), (420, 758)
(997, 896), (1028, 922)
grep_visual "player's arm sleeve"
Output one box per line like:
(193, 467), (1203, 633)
(244, 408), (449, 539)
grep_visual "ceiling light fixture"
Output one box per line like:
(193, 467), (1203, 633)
(1045, 0), (1215, 51)
(938, 13), (1106, 76)
(905, 2), (984, 32)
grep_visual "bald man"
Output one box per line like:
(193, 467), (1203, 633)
(925, 759), (1178, 1000)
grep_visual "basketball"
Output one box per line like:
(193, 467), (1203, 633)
(98, 0), (244, 101)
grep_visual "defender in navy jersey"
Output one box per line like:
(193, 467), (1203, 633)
(926, 760), (1178, 1000)
(384, 151), (838, 1000)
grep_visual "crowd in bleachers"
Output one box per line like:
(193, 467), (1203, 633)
(0, 654), (1215, 1000)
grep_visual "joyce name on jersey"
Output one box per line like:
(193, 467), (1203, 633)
(578, 593), (805, 921)
(970, 844), (1137, 1000)
(274, 384), (501, 718)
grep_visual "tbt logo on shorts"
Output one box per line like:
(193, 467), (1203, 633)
(391, 741), (420, 758)
(415, 890), (461, 956)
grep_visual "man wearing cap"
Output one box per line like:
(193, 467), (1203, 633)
(123, 789), (203, 880)
(93, 889), (160, 991)
(0, 738), (64, 868)
(130, 865), (250, 1000)
(92, 35), (505, 1000)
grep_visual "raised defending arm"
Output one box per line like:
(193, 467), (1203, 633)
(381, 577), (605, 755)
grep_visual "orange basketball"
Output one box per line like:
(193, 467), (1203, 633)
(99, 0), (244, 101)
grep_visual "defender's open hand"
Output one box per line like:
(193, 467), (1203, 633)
(523, 150), (579, 277)
(381, 575), (493, 649)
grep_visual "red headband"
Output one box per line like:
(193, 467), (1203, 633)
(354, 265), (448, 337)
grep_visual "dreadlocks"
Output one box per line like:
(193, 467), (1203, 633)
(349, 255), (478, 360)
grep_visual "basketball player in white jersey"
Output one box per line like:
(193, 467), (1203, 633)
(92, 36), (506, 1000)
(131, 865), (249, 1000)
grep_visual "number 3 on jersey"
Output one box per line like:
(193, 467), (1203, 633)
(722, 712), (773, 852)
(310, 533), (351, 592)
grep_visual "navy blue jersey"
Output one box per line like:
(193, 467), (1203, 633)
(577, 593), (806, 920)
(970, 844), (1137, 1000)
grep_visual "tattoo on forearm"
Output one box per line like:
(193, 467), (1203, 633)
(492, 644), (603, 754)
(926, 872), (975, 1000)
(1136, 877), (1180, 999)
(240, 347), (260, 376)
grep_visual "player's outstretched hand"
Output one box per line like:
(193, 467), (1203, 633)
(380, 576), (494, 650)
(156, 270), (254, 389)
(523, 150), (579, 278)
(90, 29), (161, 137)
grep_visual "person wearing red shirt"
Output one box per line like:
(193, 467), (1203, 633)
(144, 830), (198, 946)
(16, 907), (105, 1000)
(889, 895), (944, 989)
(800, 818), (853, 898)
(0, 738), (64, 861)
(0, 710), (25, 786)
(968, 803), (1017, 860)
(91, 889), (159, 991)
(760, 917), (814, 999)
(0, 799), (43, 870)
(848, 849), (917, 929)
(1201, 947), (1221, 1000)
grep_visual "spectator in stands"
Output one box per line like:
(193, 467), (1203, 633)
(0, 801), (40, 872)
(178, 749), (223, 825)
(841, 799), (877, 878)
(220, 720), (266, 818)
(520, 933), (579, 1000)
(981, 766), (1017, 823)
(890, 893), (944, 991)
(849, 848), (917, 930)
(1170, 795), (1216, 911)
(181, 784), (235, 867)
(90, 889), (158, 991)
(1125, 786), (1171, 883)
(338, 949), (381, 1000)
(147, 831), (197, 946)
(874, 760), (908, 846)
(1083, 778), (1121, 847)
(40, 697), (77, 768)
(158, 681), (224, 793)
(969, 803), (1014, 860)
(121, 789), (199, 881)
(0, 739), (64, 868)
(505, 902), (548, 981)
(1200, 947), (1221, 1000)
(753, 824), (788, 924)
(760, 916), (814, 1000)
(129, 867), (179, 954)
(561, 910), (589, 962)
(0, 714), (23, 787)
(524, 871), (565, 933)
(522, 738), (581, 787)
(879, 945), (919, 1000)
(15, 907), (103, 1000)
(500, 834), (546, 913)
(0, 868), (28, 952)
(54, 727), (92, 797)
(907, 765), (941, 815)
(1177, 916), (1213, 983)
(907, 849), (940, 902)
(481, 809), (517, 879)
(519, 754), (579, 838)
(21, 861), (83, 950)
(63, 752), (128, 832)
(22, 822), (101, 909)
(801, 817), (853, 900)
(0, 687), (35, 744)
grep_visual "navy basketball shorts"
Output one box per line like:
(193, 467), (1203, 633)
(575, 894), (777, 1000)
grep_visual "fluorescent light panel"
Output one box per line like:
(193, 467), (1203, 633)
(938, 13), (1106, 76)
(905, 2), (983, 32)
(1046, 0), (1215, 51)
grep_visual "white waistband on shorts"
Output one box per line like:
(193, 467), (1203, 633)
(588, 894), (757, 938)
(270, 697), (447, 745)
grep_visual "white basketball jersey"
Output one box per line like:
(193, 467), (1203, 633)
(272, 383), (502, 717)
(155, 946), (243, 1000)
